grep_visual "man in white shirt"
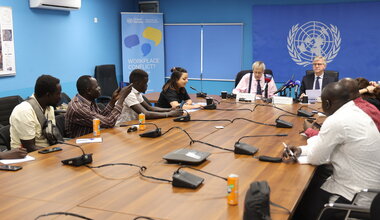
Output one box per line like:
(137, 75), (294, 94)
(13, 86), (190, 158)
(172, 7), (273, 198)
(116, 69), (182, 125)
(284, 82), (380, 219)
(10, 75), (62, 152)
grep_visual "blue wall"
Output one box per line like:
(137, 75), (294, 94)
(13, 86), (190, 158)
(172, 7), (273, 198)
(0, 0), (138, 99)
(156, 0), (380, 94)
(1, 0), (378, 98)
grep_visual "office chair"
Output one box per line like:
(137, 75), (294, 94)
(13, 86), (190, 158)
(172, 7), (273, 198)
(94, 64), (118, 104)
(55, 114), (67, 139)
(306, 70), (339, 82)
(317, 189), (380, 220)
(0, 125), (11, 151)
(0, 95), (23, 126)
(234, 69), (274, 87)
(235, 70), (251, 87)
(57, 92), (71, 106)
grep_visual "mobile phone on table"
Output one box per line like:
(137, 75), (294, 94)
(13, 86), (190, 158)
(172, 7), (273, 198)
(0, 165), (22, 171)
(38, 147), (62, 154)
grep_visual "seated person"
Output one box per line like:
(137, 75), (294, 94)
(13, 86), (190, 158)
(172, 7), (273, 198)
(283, 82), (380, 219)
(303, 78), (380, 138)
(356, 77), (380, 110)
(232, 61), (277, 98)
(10, 75), (62, 152)
(156, 67), (202, 110)
(116, 69), (182, 125)
(299, 56), (336, 97)
(0, 148), (27, 159)
(65, 75), (133, 138)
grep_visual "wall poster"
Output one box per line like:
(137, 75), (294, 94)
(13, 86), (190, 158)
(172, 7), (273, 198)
(0, 6), (16, 77)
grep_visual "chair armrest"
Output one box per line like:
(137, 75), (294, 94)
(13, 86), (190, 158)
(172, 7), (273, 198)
(317, 203), (370, 220)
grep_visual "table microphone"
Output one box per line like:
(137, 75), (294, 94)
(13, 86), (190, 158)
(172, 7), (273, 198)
(120, 123), (162, 138)
(172, 166), (227, 189)
(275, 114), (295, 128)
(297, 106), (315, 118)
(190, 86), (207, 98)
(234, 134), (288, 155)
(173, 109), (191, 122)
(57, 141), (93, 167)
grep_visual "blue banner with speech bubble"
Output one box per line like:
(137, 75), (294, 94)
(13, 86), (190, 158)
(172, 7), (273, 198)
(121, 13), (164, 93)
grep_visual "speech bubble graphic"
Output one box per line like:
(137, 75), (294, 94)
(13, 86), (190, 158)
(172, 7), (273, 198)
(141, 43), (151, 56)
(142, 27), (162, 46)
(124, 34), (139, 48)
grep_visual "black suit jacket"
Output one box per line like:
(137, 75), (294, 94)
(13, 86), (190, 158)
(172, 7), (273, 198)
(300, 73), (336, 95)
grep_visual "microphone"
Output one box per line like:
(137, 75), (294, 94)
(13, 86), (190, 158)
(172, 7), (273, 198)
(262, 74), (273, 102)
(57, 141), (93, 167)
(297, 106), (315, 118)
(173, 109), (191, 122)
(262, 74), (272, 92)
(190, 86), (207, 98)
(172, 166), (227, 189)
(234, 134), (288, 155)
(275, 114), (295, 128)
(273, 80), (295, 95)
(120, 123), (162, 138)
(294, 80), (301, 97)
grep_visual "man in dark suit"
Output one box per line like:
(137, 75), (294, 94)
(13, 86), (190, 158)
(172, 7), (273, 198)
(300, 56), (336, 98)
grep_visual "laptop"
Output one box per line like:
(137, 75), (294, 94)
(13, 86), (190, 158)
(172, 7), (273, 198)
(306, 89), (321, 103)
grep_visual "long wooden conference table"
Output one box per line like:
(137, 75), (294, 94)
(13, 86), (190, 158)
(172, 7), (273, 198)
(0, 95), (321, 220)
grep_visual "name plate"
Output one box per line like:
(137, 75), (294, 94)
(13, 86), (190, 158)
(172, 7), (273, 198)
(272, 96), (293, 105)
(236, 93), (256, 101)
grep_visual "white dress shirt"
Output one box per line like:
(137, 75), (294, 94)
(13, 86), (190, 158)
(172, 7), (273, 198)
(300, 101), (380, 204)
(232, 73), (277, 97)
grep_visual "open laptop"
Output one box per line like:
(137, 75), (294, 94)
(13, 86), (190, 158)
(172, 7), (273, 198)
(306, 89), (321, 103)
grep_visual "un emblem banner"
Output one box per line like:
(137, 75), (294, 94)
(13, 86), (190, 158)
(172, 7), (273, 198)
(252, 2), (380, 82)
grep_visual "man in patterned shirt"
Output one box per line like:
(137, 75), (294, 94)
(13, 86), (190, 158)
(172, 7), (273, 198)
(65, 75), (132, 138)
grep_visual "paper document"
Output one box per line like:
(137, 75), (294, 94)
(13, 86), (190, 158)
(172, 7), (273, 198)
(297, 155), (309, 164)
(0, 155), (35, 165)
(76, 137), (103, 144)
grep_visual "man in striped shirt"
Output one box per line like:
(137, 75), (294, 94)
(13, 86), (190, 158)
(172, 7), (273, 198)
(65, 75), (132, 138)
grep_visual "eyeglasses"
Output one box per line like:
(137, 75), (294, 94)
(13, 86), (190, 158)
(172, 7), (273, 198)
(313, 63), (324, 66)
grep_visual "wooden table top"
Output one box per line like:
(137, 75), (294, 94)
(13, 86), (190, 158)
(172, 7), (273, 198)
(0, 99), (322, 220)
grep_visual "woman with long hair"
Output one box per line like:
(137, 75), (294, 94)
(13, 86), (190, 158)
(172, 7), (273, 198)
(156, 67), (202, 110)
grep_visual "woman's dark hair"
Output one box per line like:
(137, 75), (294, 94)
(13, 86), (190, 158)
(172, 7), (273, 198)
(162, 71), (186, 93)
(356, 77), (369, 90)
(171, 67), (187, 73)
(34, 75), (60, 98)
(355, 77), (380, 99)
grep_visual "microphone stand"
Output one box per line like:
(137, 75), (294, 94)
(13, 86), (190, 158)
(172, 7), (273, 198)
(196, 73), (207, 97)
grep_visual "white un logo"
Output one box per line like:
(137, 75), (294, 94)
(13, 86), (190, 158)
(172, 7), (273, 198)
(287, 21), (341, 67)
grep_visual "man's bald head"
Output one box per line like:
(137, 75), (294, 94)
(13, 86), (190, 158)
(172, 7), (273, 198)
(339, 78), (360, 100)
(321, 82), (350, 116)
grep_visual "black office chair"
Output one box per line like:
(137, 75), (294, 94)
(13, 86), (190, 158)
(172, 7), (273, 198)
(94, 64), (118, 104)
(317, 189), (380, 220)
(57, 92), (71, 106)
(235, 70), (251, 87)
(0, 125), (11, 151)
(55, 114), (67, 139)
(0, 95), (23, 126)
(234, 69), (274, 87)
(306, 70), (339, 82)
